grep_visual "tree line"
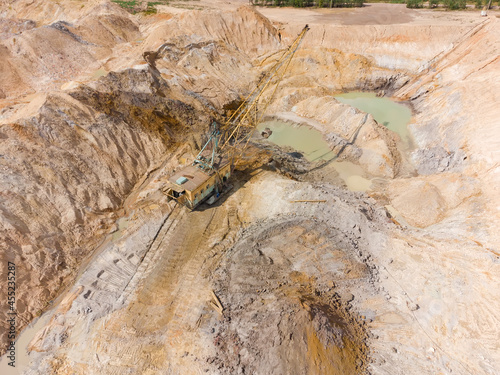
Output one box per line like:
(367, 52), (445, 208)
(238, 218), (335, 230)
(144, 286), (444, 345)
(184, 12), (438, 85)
(252, 0), (497, 9)
(250, 0), (364, 7)
(406, 0), (466, 8)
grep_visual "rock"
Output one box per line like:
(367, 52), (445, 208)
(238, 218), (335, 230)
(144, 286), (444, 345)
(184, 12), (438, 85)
(388, 179), (446, 228)
(342, 293), (355, 303)
(412, 146), (466, 175)
(407, 301), (420, 311)
(261, 127), (273, 138)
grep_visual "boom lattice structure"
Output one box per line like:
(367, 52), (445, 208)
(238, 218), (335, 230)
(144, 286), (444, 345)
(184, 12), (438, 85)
(217, 25), (310, 165)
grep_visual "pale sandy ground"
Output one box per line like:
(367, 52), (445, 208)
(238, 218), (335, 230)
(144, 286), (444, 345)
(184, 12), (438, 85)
(0, 1), (499, 374)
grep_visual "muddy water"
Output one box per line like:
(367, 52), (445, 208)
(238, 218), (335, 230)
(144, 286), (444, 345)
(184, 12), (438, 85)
(112, 216), (130, 241)
(0, 311), (52, 374)
(259, 94), (412, 192)
(335, 92), (413, 148)
(258, 120), (372, 191)
(92, 68), (108, 79)
(258, 120), (336, 162)
(328, 160), (372, 192)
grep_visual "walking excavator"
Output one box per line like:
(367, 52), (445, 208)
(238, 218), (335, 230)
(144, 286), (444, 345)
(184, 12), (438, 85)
(164, 25), (309, 210)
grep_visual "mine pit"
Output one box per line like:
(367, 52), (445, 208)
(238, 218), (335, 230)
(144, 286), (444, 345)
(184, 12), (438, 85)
(0, 1), (499, 375)
(257, 90), (413, 193)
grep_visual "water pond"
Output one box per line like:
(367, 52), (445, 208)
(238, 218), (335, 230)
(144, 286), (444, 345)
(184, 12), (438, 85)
(335, 91), (412, 148)
(257, 92), (413, 192)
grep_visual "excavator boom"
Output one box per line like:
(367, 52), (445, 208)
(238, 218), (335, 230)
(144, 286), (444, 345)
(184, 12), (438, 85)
(219, 25), (310, 156)
(165, 25), (309, 210)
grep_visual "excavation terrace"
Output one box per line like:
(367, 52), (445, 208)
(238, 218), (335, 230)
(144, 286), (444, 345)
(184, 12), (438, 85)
(0, 1), (499, 374)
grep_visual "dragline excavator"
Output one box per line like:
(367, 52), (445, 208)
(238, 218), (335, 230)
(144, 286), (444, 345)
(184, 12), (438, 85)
(164, 25), (309, 210)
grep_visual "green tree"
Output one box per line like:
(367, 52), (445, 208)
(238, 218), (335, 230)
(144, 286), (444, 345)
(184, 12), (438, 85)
(444, 0), (458, 9)
(474, 0), (482, 7)
(407, 0), (423, 7)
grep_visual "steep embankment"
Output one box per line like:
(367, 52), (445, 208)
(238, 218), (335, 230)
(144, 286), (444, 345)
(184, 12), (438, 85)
(0, 3), (281, 356)
(394, 18), (500, 245)
(0, 68), (211, 353)
(0, 1), (141, 99)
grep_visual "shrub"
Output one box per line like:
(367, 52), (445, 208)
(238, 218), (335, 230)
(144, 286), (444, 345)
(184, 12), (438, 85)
(429, 0), (439, 7)
(443, 0), (465, 9)
(407, 0), (423, 7)
(252, 0), (363, 7)
(475, 0), (483, 8)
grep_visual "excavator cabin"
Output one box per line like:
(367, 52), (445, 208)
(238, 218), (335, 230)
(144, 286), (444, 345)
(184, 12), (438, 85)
(165, 151), (231, 210)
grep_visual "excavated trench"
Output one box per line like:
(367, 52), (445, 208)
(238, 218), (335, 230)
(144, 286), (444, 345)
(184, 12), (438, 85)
(2, 32), (419, 373)
(1, 69), (402, 374)
(210, 218), (374, 374)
